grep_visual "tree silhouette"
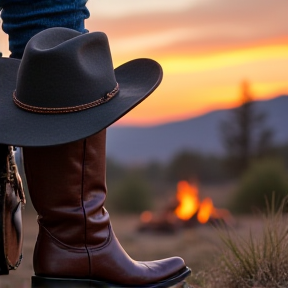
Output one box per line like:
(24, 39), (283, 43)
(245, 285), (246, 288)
(220, 80), (274, 176)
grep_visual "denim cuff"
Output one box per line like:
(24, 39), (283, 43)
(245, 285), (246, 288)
(0, 0), (90, 59)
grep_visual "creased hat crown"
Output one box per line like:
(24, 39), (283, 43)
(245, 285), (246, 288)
(15, 28), (117, 111)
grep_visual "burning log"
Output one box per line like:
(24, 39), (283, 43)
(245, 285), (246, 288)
(138, 203), (181, 234)
(138, 181), (234, 233)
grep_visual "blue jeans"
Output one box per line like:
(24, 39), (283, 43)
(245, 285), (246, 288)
(0, 0), (90, 59)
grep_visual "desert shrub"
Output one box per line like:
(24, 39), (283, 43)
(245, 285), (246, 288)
(190, 197), (288, 288)
(229, 158), (288, 214)
(109, 173), (153, 214)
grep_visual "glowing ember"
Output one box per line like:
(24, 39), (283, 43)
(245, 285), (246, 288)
(211, 207), (232, 220)
(174, 181), (200, 221)
(140, 211), (153, 223)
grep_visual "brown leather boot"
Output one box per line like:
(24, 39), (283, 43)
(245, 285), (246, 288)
(23, 130), (190, 287)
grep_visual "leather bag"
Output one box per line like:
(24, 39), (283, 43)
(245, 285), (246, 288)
(0, 145), (26, 275)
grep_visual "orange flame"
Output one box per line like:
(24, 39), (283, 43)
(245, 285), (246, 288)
(197, 197), (232, 224)
(197, 197), (214, 224)
(174, 181), (200, 221)
(174, 181), (231, 224)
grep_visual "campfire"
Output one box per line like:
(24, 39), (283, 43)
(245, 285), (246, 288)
(138, 181), (233, 233)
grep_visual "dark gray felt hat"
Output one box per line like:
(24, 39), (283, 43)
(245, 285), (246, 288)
(0, 27), (162, 147)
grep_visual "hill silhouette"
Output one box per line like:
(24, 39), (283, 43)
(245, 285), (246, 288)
(107, 95), (288, 164)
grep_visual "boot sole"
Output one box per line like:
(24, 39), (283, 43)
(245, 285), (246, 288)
(31, 266), (191, 288)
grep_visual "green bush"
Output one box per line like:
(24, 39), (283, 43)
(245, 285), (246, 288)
(230, 158), (288, 214)
(109, 173), (153, 214)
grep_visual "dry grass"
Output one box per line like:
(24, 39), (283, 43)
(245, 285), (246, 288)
(190, 197), (288, 288)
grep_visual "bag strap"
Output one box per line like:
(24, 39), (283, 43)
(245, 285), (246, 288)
(6, 146), (26, 205)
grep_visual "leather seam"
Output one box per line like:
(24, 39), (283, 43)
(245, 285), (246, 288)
(81, 139), (92, 276)
(88, 224), (112, 252)
(37, 217), (112, 252)
(38, 223), (87, 252)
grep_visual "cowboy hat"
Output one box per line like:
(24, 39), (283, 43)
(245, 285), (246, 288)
(0, 27), (162, 147)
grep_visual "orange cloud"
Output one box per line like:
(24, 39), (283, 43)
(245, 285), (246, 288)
(85, 0), (288, 126)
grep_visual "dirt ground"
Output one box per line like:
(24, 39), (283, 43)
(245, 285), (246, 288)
(0, 183), (266, 288)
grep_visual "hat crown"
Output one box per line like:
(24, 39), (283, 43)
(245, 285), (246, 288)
(16, 28), (117, 110)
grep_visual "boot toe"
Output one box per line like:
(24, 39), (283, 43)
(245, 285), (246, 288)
(139, 256), (187, 282)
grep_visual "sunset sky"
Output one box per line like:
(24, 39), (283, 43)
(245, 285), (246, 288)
(1, 0), (287, 126)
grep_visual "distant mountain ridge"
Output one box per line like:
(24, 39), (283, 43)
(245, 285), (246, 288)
(106, 95), (288, 164)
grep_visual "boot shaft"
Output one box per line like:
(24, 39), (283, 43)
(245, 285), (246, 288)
(23, 130), (109, 247)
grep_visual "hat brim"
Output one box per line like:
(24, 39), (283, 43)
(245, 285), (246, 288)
(0, 58), (162, 147)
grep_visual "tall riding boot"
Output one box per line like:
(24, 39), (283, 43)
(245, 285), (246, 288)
(23, 130), (190, 287)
